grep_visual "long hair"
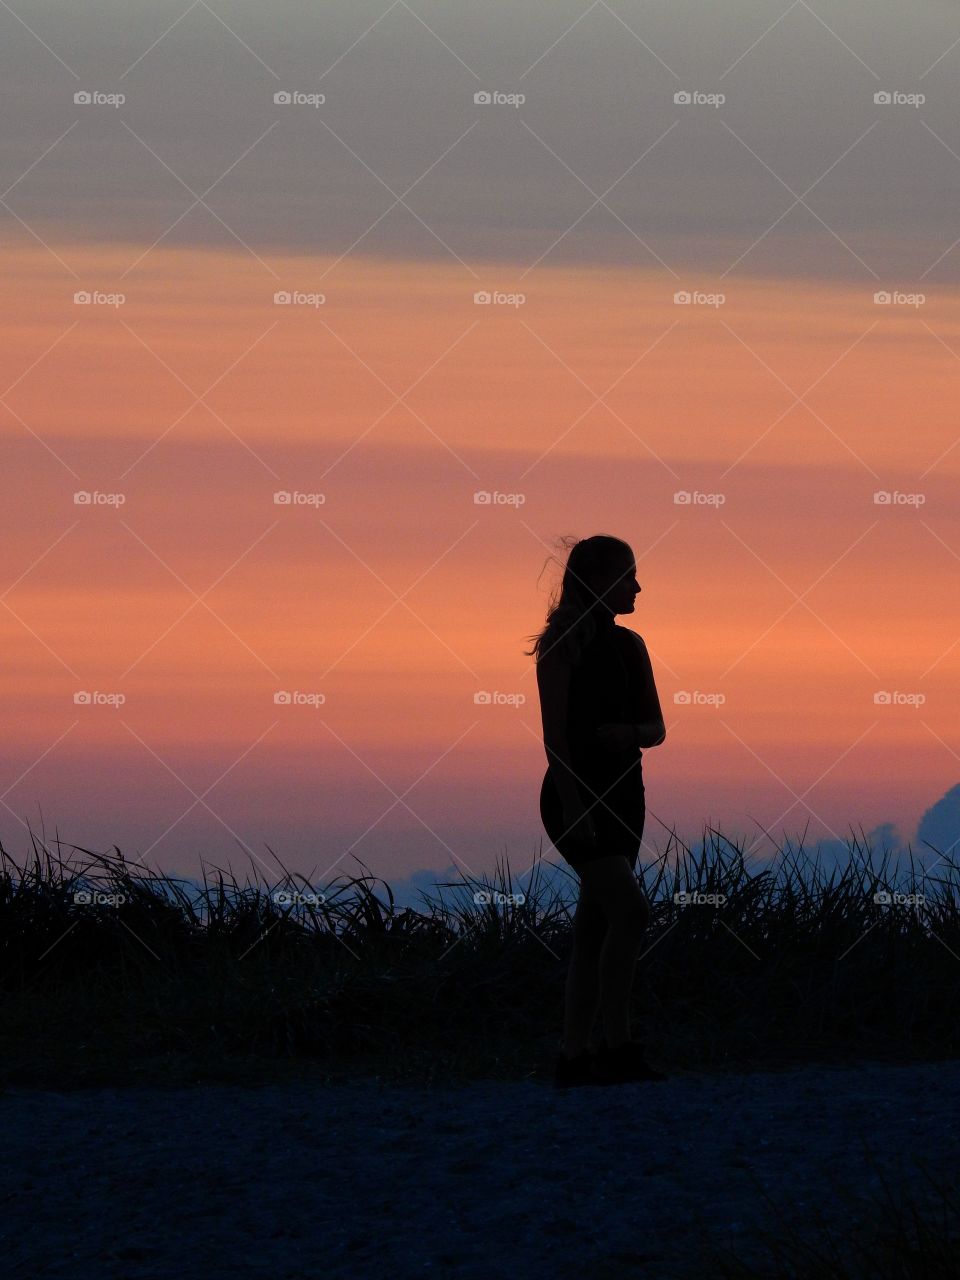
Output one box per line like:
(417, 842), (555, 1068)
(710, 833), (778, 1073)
(524, 534), (634, 666)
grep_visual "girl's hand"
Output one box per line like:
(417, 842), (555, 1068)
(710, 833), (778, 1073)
(595, 722), (637, 751)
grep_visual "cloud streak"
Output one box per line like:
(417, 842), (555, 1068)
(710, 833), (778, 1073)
(3, 1), (960, 280)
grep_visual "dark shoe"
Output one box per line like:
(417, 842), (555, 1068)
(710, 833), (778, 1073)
(553, 1047), (599, 1089)
(593, 1037), (667, 1084)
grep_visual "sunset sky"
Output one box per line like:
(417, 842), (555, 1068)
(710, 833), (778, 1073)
(2, 2), (958, 891)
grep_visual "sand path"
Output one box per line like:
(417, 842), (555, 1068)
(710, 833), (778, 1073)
(2, 1059), (957, 1278)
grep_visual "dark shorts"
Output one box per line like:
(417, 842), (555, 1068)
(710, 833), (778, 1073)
(539, 757), (645, 873)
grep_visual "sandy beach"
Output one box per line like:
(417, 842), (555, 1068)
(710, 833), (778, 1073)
(2, 1057), (957, 1278)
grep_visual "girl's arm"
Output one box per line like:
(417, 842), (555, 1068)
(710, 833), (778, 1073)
(630, 633), (666, 748)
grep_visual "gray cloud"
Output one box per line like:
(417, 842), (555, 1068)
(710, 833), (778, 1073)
(3, 1), (960, 281)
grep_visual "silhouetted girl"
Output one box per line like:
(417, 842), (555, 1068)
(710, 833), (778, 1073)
(527, 534), (667, 1087)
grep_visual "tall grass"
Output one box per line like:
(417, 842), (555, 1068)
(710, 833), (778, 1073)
(1, 822), (959, 1086)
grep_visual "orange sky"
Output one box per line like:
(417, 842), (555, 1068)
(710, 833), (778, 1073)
(2, 239), (958, 882)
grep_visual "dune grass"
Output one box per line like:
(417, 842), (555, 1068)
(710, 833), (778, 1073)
(1, 822), (959, 1089)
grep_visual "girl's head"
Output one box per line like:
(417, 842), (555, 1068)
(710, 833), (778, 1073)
(525, 534), (640, 663)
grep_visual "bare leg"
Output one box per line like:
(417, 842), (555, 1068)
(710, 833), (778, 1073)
(561, 892), (608, 1056)
(597, 923), (644, 1046)
(575, 855), (650, 1049)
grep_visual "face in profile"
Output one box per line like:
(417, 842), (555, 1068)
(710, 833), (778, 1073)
(599, 557), (641, 617)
